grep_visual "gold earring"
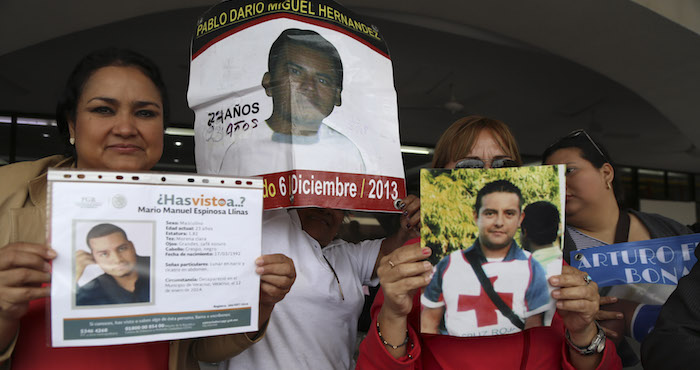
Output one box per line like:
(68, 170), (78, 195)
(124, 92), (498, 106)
(69, 137), (75, 145)
(606, 182), (611, 190)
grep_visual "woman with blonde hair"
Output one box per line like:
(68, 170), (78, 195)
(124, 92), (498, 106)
(431, 115), (521, 169)
(357, 116), (621, 369)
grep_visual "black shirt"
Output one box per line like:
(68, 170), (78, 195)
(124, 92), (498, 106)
(76, 256), (150, 306)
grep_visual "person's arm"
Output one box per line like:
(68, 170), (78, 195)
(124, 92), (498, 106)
(357, 288), (422, 370)
(417, 255), (448, 335)
(559, 333), (621, 370)
(596, 297), (641, 345)
(361, 242), (431, 362)
(373, 195), (421, 278)
(420, 307), (444, 334)
(524, 257), (551, 316)
(524, 313), (543, 329)
(551, 265), (621, 370)
(0, 243), (55, 365)
(249, 254), (295, 339)
(641, 246), (700, 368)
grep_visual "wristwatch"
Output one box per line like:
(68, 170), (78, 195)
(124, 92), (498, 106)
(565, 321), (606, 355)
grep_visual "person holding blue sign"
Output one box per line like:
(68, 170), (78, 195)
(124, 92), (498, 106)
(543, 129), (692, 366)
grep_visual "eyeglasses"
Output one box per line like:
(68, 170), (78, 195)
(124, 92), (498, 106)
(549, 129), (607, 162)
(455, 158), (519, 169)
(323, 255), (344, 301)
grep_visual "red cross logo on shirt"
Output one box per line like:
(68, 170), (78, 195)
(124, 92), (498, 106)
(457, 276), (513, 327)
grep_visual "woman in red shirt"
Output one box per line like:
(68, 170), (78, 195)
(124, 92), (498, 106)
(357, 116), (621, 369)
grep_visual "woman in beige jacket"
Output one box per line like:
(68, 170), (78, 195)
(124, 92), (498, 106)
(0, 48), (295, 370)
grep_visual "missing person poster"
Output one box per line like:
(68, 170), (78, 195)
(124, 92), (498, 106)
(419, 165), (565, 337)
(47, 169), (263, 347)
(188, 0), (405, 212)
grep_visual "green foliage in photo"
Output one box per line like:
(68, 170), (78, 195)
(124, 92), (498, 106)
(420, 165), (563, 264)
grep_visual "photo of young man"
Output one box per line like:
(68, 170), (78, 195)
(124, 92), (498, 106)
(421, 180), (550, 337)
(219, 28), (366, 175)
(75, 223), (151, 306)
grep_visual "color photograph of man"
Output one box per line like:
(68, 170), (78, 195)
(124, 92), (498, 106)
(421, 180), (550, 337)
(219, 28), (366, 175)
(75, 223), (151, 306)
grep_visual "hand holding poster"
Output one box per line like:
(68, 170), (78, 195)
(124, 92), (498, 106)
(188, 0), (405, 212)
(419, 165), (565, 337)
(48, 169), (263, 346)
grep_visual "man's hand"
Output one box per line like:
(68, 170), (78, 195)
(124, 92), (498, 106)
(256, 254), (296, 311)
(74, 249), (96, 283)
(246, 254), (295, 340)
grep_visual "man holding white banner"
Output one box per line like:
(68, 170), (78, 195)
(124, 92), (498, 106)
(189, 1), (415, 367)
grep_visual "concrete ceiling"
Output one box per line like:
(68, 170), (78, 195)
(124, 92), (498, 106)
(1, 0), (699, 174)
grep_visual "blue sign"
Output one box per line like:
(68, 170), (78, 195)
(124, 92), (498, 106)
(570, 234), (699, 287)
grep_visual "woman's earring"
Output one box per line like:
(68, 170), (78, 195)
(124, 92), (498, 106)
(69, 137), (75, 145)
(606, 182), (611, 190)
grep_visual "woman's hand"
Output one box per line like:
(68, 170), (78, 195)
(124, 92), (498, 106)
(549, 265), (600, 346)
(376, 242), (432, 358)
(597, 296), (639, 345)
(397, 195), (421, 240)
(378, 242), (432, 320)
(374, 195), (422, 278)
(0, 243), (56, 322)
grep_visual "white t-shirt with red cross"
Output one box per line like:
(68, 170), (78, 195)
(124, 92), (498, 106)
(421, 240), (550, 337)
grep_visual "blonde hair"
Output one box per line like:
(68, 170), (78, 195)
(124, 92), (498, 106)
(431, 115), (522, 168)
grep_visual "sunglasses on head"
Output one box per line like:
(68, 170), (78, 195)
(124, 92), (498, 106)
(454, 158), (519, 169)
(549, 129), (608, 162)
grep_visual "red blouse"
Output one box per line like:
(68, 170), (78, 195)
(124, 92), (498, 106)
(12, 298), (169, 369)
(357, 287), (622, 370)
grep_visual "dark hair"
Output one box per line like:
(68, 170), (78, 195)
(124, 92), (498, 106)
(541, 131), (623, 205)
(56, 48), (169, 156)
(86, 223), (128, 249)
(267, 28), (343, 91)
(521, 201), (560, 245)
(474, 179), (523, 213)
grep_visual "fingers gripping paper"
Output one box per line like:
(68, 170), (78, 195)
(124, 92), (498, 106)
(188, 0), (405, 212)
